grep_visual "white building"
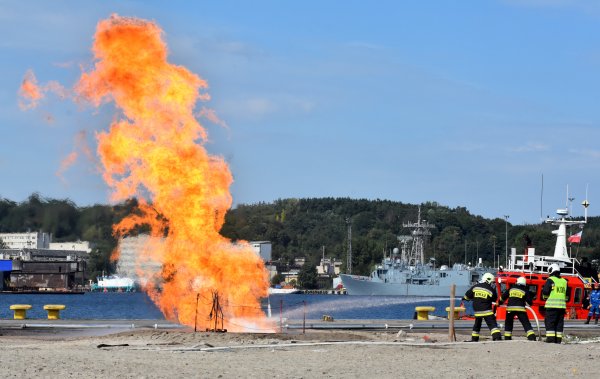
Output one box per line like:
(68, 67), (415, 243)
(116, 235), (163, 285)
(250, 241), (272, 262)
(49, 241), (93, 253)
(0, 232), (51, 249)
(317, 258), (342, 276)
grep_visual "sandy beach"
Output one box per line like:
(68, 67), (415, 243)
(1, 325), (599, 378)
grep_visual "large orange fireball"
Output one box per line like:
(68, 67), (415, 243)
(74, 15), (270, 331)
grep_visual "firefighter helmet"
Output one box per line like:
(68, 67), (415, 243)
(549, 263), (560, 274)
(517, 277), (526, 286)
(482, 272), (494, 284)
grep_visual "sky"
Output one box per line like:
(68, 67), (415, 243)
(1, 0), (600, 225)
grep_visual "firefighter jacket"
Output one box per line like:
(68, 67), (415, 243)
(463, 281), (498, 317)
(500, 284), (533, 312)
(542, 274), (568, 309)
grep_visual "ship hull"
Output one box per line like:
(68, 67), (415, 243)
(340, 273), (474, 297)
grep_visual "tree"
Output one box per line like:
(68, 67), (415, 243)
(298, 261), (318, 289)
(271, 273), (284, 286)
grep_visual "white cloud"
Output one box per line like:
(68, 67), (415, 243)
(509, 142), (550, 153)
(219, 94), (316, 121)
(447, 142), (487, 152)
(568, 148), (600, 159)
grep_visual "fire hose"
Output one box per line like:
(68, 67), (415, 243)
(496, 304), (542, 341)
(525, 305), (542, 342)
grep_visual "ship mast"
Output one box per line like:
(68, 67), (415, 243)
(403, 206), (435, 266)
(544, 188), (589, 261)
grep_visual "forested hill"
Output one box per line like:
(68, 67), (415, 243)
(221, 198), (600, 275)
(1, 195), (600, 277)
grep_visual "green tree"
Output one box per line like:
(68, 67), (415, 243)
(298, 261), (318, 289)
(271, 273), (284, 286)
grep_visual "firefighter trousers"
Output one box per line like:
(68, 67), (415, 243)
(544, 308), (565, 344)
(471, 314), (501, 341)
(504, 311), (536, 340)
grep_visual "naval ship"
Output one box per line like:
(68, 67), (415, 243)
(340, 208), (489, 296)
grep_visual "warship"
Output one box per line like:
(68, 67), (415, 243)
(340, 207), (489, 296)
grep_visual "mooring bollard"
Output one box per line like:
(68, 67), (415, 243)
(9, 304), (32, 320)
(446, 306), (466, 320)
(414, 306), (435, 320)
(43, 304), (66, 320)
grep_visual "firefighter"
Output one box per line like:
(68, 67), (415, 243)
(542, 263), (568, 343)
(500, 276), (536, 341)
(585, 283), (600, 324)
(463, 272), (502, 341)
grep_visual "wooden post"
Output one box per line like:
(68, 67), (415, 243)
(303, 300), (306, 335)
(449, 284), (456, 342)
(194, 293), (199, 332)
(280, 299), (283, 333)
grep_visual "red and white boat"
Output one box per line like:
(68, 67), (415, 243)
(495, 196), (595, 321)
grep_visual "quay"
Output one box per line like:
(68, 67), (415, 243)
(0, 318), (598, 338)
(300, 289), (347, 295)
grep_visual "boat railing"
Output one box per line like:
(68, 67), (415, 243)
(508, 254), (580, 276)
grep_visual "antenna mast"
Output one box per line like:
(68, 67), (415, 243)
(540, 174), (544, 221)
(346, 218), (352, 274)
(403, 206), (435, 266)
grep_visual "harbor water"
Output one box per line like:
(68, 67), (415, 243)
(0, 292), (471, 321)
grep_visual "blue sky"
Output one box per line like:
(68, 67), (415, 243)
(1, 0), (600, 225)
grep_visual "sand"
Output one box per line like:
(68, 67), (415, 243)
(1, 326), (599, 378)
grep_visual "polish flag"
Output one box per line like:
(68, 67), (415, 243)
(568, 231), (583, 244)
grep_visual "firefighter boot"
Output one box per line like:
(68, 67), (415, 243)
(585, 316), (591, 324)
(527, 334), (537, 341)
(492, 332), (502, 341)
(504, 334), (512, 341)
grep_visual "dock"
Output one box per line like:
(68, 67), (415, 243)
(300, 289), (347, 295)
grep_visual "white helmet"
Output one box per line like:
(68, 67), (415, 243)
(516, 277), (526, 286)
(482, 273), (494, 284)
(549, 263), (560, 274)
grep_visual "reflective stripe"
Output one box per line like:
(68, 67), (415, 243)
(474, 310), (494, 317)
(546, 276), (567, 309)
(472, 332), (480, 337)
(526, 330), (535, 336)
(507, 306), (526, 312)
(504, 332), (512, 337)
(472, 286), (493, 296)
(546, 332), (556, 337)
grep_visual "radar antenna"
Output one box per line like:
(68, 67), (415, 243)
(402, 205), (435, 266)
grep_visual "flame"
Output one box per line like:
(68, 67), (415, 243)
(56, 151), (78, 183)
(18, 70), (43, 110)
(74, 14), (271, 331)
(18, 70), (68, 110)
(197, 106), (229, 130)
(56, 131), (96, 183)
